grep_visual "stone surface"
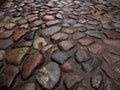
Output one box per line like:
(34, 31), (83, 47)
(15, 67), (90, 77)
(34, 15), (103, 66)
(0, 50), (5, 61)
(41, 26), (61, 37)
(0, 30), (14, 39)
(36, 62), (61, 89)
(64, 74), (84, 89)
(51, 33), (69, 42)
(62, 28), (76, 34)
(0, 65), (19, 89)
(12, 82), (35, 90)
(73, 32), (86, 39)
(21, 54), (44, 79)
(76, 86), (89, 90)
(33, 36), (47, 50)
(0, 39), (13, 49)
(4, 23), (16, 30)
(58, 40), (76, 51)
(42, 15), (55, 21)
(75, 48), (91, 63)
(78, 37), (95, 46)
(88, 43), (105, 54)
(6, 47), (30, 65)
(13, 29), (28, 41)
(51, 51), (70, 64)
(31, 20), (43, 27)
(46, 20), (61, 26)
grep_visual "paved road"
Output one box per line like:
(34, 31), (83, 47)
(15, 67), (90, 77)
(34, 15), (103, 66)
(0, 0), (120, 90)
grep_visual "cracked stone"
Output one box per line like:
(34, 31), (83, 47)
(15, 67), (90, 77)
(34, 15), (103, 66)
(6, 47), (30, 65)
(13, 29), (28, 41)
(51, 50), (70, 64)
(0, 39), (13, 49)
(78, 37), (95, 46)
(88, 43), (105, 54)
(75, 48), (91, 63)
(36, 62), (61, 89)
(58, 40), (77, 51)
(41, 26), (61, 37)
(12, 82), (35, 90)
(4, 23), (16, 30)
(21, 54), (44, 79)
(64, 74), (84, 89)
(33, 36), (47, 50)
(0, 65), (19, 89)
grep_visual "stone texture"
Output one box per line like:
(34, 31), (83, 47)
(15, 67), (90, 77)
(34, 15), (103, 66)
(0, 50), (5, 61)
(88, 43), (105, 54)
(73, 32), (86, 39)
(41, 26), (61, 37)
(31, 20), (43, 27)
(36, 62), (61, 89)
(51, 51), (70, 64)
(51, 33), (69, 42)
(6, 47), (30, 65)
(0, 39), (13, 49)
(21, 54), (44, 79)
(58, 40), (77, 51)
(76, 86), (89, 90)
(0, 30), (14, 39)
(103, 30), (120, 39)
(64, 74), (84, 89)
(4, 23), (16, 30)
(62, 28), (76, 34)
(46, 20), (61, 26)
(75, 48), (91, 63)
(0, 65), (19, 89)
(12, 82), (35, 90)
(13, 29), (28, 41)
(78, 37), (95, 46)
(103, 52), (120, 64)
(33, 36), (47, 50)
(42, 15), (55, 21)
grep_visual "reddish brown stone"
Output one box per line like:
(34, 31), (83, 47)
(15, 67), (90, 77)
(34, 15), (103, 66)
(64, 74), (84, 89)
(42, 15), (55, 21)
(21, 54), (44, 79)
(13, 29), (28, 41)
(58, 40), (77, 51)
(0, 30), (14, 39)
(0, 65), (19, 89)
(4, 23), (16, 30)
(103, 39), (120, 48)
(103, 30), (120, 39)
(107, 46), (120, 55)
(62, 28), (76, 34)
(103, 52), (120, 64)
(78, 37), (95, 46)
(61, 61), (74, 73)
(88, 43), (105, 54)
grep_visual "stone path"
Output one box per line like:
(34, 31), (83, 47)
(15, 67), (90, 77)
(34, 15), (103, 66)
(0, 0), (120, 90)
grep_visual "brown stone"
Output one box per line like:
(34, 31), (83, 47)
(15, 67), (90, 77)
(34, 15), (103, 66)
(4, 23), (16, 30)
(88, 43), (105, 54)
(73, 32), (86, 40)
(64, 74), (84, 89)
(13, 29), (28, 41)
(62, 28), (76, 34)
(6, 47), (30, 65)
(42, 15), (55, 21)
(78, 37), (95, 46)
(0, 30), (14, 39)
(0, 39), (13, 49)
(61, 61), (74, 73)
(103, 52), (120, 64)
(103, 30), (120, 39)
(21, 54), (44, 79)
(58, 40), (77, 51)
(103, 39), (120, 48)
(0, 65), (19, 89)
(0, 50), (5, 61)
(77, 86), (89, 90)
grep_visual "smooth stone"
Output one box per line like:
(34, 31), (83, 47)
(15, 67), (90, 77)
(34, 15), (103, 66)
(0, 39), (13, 49)
(0, 30), (14, 39)
(73, 32), (86, 39)
(56, 13), (63, 19)
(4, 23), (16, 30)
(46, 20), (61, 26)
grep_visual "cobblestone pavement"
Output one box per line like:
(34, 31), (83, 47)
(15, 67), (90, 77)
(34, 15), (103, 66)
(0, 0), (120, 90)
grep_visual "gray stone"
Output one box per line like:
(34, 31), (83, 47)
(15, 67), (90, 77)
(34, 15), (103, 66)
(86, 31), (103, 38)
(46, 20), (61, 26)
(36, 62), (61, 89)
(56, 13), (63, 19)
(0, 39), (13, 49)
(51, 51), (70, 64)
